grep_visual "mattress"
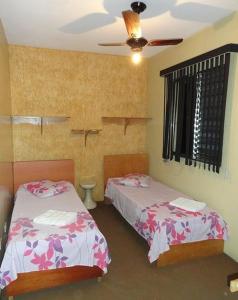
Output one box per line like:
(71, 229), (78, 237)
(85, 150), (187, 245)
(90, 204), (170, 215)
(0, 182), (110, 289)
(105, 178), (228, 263)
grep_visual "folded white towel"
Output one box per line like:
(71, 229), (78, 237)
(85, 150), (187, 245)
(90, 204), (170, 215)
(170, 197), (206, 212)
(33, 210), (77, 226)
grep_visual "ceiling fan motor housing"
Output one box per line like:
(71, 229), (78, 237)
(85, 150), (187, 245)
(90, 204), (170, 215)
(131, 2), (147, 14)
(127, 37), (148, 50)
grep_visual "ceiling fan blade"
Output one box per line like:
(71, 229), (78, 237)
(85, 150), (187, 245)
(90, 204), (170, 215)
(147, 39), (183, 46)
(122, 10), (142, 38)
(98, 42), (126, 46)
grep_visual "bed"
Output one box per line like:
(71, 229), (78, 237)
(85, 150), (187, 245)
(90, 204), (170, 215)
(104, 154), (227, 267)
(0, 160), (110, 299)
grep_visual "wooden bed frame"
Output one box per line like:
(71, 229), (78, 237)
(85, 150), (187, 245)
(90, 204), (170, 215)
(5, 160), (102, 299)
(104, 154), (224, 268)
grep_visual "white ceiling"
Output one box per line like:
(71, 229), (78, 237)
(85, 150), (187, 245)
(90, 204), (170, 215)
(0, 0), (237, 57)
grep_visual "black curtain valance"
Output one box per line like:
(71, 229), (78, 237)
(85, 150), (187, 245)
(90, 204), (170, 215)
(161, 45), (233, 173)
(160, 43), (238, 77)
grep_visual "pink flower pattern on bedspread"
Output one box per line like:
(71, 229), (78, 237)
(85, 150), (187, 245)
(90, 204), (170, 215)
(134, 202), (228, 263)
(24, 180), (69, 198)
(0, 212), (110, 289)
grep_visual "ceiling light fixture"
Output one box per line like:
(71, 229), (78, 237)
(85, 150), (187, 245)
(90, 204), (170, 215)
(131, 51), (142, 64)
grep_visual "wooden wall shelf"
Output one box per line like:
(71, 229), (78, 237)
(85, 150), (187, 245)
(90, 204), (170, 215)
(71, 129), (102, 147)
(0, 116), (11, 125)
(12, 116), (70, 134)
(102, 116), (152, 135)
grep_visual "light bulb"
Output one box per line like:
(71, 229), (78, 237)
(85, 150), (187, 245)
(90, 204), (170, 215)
(132, 52), (142, 64)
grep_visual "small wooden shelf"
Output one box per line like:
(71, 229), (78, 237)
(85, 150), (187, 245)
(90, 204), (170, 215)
(12, 116), (70, 134)
(0, 115), (11, 125)
(71, 129), (85, 135)
(102, 116), (152, 135)
(71, 129), (102, 147)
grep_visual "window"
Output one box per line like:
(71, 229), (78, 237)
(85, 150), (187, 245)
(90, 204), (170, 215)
(161, 51), (231, 173)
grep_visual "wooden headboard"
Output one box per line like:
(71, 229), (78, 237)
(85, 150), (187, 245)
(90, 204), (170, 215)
(104, 153), (149, 187)
(13, 159), (74, 193)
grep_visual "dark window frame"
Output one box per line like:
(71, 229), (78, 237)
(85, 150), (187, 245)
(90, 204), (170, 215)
(161, 47), (232, 173)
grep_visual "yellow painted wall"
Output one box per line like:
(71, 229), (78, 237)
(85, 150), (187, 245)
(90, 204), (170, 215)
(147, 12), (238, 261)
(0, 19), (13, 193)
(0, 19), (13, 239)
(10, 45), (148, 200)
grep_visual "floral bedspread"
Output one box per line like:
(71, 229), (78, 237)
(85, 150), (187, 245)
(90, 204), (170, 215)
(0, 192), (110, 289)
(134, 202), (228, 262)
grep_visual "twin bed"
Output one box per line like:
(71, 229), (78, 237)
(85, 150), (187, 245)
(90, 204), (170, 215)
(0, 155), (228, 299)
(1, 160), (110, 299)
(104, 154), (227, 267)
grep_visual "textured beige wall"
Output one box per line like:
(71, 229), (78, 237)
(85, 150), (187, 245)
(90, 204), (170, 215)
(0, 19), (13, 193)
(10, 45), (148, 200)
(147, 12), (238, 261)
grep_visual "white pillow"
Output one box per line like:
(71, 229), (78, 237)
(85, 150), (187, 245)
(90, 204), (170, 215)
(24, 180), (69, 198)
(119, 174), (150, 188)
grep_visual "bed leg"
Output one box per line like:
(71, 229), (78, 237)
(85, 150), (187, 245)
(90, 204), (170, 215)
(97, 276), (102, 283)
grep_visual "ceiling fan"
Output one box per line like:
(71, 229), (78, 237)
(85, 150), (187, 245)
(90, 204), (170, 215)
(98, 1), (183, 62)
